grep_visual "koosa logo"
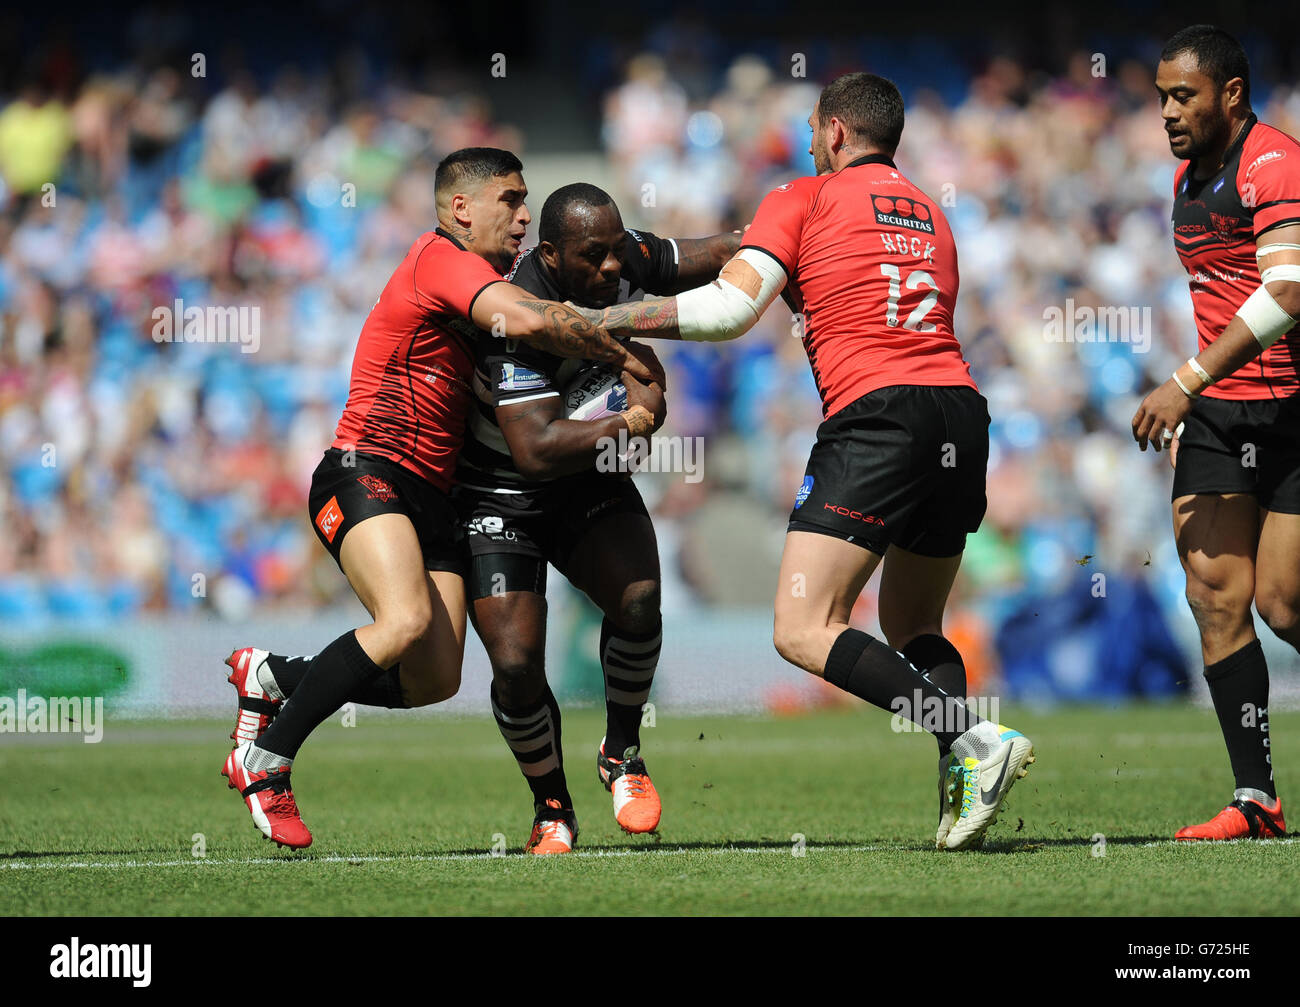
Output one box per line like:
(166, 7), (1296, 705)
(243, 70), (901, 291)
(872, 195), (935, 234)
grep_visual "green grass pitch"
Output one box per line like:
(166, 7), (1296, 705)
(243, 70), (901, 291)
(3, 704), (1297, 916)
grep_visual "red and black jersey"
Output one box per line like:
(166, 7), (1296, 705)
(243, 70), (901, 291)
(1172, 115), (1300, 400)
(332, 228), (504, 492)
(740, 153), (975, 419)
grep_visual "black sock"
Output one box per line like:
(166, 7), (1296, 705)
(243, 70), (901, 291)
(267, 653), (407, 709)
(258, 630), (387, 760)
(600, 617), (661, 758)
(346, 666), (408, 708)
(490, 682), (571, 809)
(265, 654), (311, 697)
(1205, 638), (1275, 799)
(824, 628), (979, 751)
(901, 634), (968, 759)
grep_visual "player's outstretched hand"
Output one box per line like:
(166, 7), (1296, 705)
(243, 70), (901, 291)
(623, 370), (666, 432)
(1131, 378), (1193, 453)
(623, 340), (666, 391)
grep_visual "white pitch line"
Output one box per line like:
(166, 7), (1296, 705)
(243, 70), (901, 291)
(0, 844), (892, 872)
(1141, 837), (1299, 847)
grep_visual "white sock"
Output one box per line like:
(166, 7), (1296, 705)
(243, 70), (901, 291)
(950, 720), (1000, 761)
(244, 744), (292, 773)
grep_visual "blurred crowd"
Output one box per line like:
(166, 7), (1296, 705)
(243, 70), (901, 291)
(2, 32), (1298, 643)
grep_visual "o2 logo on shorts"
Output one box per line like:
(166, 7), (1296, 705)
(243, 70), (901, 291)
(468, 515), (505, 536)
(794, 476), (814, 509)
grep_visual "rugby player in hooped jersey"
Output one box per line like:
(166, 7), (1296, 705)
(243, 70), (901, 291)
(1131, 25), (1300, 841)
(218, 148), (666, 849)
(456, 183), (741, 853)
(570, 73), (1035, 851)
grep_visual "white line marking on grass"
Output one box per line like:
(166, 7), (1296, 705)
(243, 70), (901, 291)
(0, 844), (892, 872)
(1140, 837), (1299, 847)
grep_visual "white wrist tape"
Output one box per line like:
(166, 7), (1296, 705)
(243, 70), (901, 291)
(1172, 371), (1197, 397)
(678, 248), (786, 342)
(1187, 357), (1214, 385)
(1236, 284), (1298, 349)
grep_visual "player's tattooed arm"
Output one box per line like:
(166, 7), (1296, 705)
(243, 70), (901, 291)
(470, 281), (663, 385)
(569, 297), (683, 341)
(670, 231), (746, 290)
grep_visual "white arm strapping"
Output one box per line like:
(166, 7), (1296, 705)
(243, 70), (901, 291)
(1256, 243), (1300, 258)
(1236, 283), (1298, 349)
(1260, 263), (1300, 285)
(677, 248), (787, 342)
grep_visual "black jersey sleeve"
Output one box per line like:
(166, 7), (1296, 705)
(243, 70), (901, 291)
(622, 228), (680, 296)
(479, 247), (566, 407)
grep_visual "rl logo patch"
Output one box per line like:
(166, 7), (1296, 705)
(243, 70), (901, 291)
(794, 475), (814, 509)
(315, 496), (344, 543)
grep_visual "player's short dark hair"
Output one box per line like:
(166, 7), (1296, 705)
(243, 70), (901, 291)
(817, 73), (904, 155)
(1160, 25), (1251, 105)
(539, 182), (617, 248)
(434, 147), (524, 199)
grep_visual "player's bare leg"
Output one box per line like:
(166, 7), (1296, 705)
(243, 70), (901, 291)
(389, 569), (467, 707)
(878, 546), (971, 846)
(473, 588), (576, 854)
(222, 513), (448, 847)
(773, 530), (1032, 850)
(1174, 494), (1286, 839)
(566, 511), (663, 833)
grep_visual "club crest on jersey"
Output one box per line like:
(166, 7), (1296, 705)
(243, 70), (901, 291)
(499, 362), (548, 392)
(1210, 212), (1240, 241)
(872, 195), (934, 234)
(794, 475), (814, 509)
(357, 475), (397, 502)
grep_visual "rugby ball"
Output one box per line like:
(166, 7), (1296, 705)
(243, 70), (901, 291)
(563, 364), (627, 421)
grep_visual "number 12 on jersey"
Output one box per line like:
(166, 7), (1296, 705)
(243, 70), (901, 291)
(880, 264), (938, 331)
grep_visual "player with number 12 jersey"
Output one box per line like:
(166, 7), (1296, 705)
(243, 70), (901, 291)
(577, 72), (1033, 851)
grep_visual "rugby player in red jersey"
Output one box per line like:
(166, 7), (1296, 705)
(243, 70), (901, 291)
(572, 74), (1034, 850)
(219, 148), (665, 849)
(1131, 26), (1300, 841)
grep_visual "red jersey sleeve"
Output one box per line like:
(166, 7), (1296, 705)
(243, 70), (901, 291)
(411, 238), (505, 319)
(1240, 128), (1300, 238)
(740, 177), (820, 275)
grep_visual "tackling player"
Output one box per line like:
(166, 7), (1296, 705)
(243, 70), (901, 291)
(457, 182), (739, 853)
(219, 148), (665, 849)
(1131, 25), (1300, 840)
(571, 74), (1034, 850)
